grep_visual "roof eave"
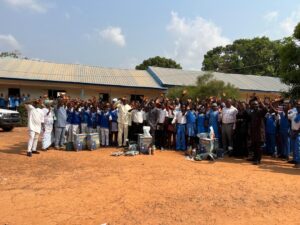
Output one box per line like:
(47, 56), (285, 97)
(0, 77), (167, 91)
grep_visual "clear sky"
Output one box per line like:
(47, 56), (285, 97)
(0, 0), (299, 70)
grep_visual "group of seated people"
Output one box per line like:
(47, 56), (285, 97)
(23, 93), (300, 168)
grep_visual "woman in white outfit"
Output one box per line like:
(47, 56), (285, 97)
(42, 103), (54, 150)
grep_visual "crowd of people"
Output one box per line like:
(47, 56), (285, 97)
(0, 93), (31, 110)
(23, 93), (300, 168)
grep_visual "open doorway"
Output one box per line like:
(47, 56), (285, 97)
(131, 95), (144, 103)
(99, 93), (109, 102)
(8, 88), (20, 97)
(48, 90), (66, 99)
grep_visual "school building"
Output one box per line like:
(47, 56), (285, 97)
(0, 58), (166, 101)
(0, 58), (289, 100)
(147, 66), (289, 99)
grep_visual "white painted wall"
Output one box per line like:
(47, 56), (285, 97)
(0, 80), (164, 100)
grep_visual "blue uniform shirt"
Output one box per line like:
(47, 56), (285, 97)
(88, 112), (97, 128)
(9, 97), (15, 108)
(110, 109), (118, 122)
(66, 109), (73, 124)
(279, 112), (290, 134)
(0, 97), (5, 108)
(186, 110), (196, 124)
(100, 111), (110, 128)
(14, 98), (20, 107)
(207, 109), (219, 138)
(71, 111), (81, 125)
(265, 113), (277, 134)
(197, 113), (207, 133)
(81, 110), (90, 124)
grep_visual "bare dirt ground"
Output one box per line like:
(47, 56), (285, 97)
(0, 127), (300, 225)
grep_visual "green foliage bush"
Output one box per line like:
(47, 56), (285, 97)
(167, 73), (240, 100)
(17, 104), (28, 127)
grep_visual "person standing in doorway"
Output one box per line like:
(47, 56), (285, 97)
(8, 95), (15, 110)
(14, 95), (20, 110)
(0, 93), (6, 109)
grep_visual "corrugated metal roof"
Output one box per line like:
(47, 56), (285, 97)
(148, 66), (289, 92)
(0, 58), (164, 90)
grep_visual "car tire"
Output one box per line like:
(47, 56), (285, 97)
(2, 126), (14, 132)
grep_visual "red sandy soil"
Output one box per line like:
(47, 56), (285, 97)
(0, 127), (300, 225)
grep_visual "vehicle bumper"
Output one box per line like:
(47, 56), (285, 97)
(0, 118), (20, 127)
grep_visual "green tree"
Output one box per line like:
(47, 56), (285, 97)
(0, 50), (21, 58)
(279, 23), (300, 98)
(202, 37), (282, 77)
(135, 56), (182, 70)
(167, 73), (239, 100)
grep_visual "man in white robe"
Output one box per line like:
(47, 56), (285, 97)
(114, 97), (131, 147)
(25, 101), (44, 157)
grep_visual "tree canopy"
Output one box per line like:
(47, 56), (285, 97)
(202, 37), (282, 77)
(279, 23), (300, 98)
(167, 73), (239, 100)
(135, 56), (182, 70)
(0, 50), (21, 58)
